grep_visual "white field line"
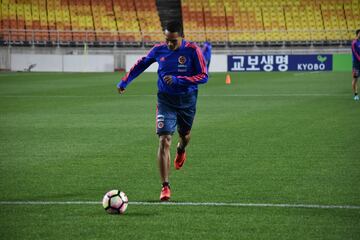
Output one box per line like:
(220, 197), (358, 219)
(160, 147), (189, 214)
(0, 93), (349, 98)
(0, 201), (359, 210)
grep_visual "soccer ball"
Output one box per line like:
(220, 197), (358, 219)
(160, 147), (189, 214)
(102, 190), (128, 214)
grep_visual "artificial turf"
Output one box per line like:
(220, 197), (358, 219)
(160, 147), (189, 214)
(0, 71), (359, 239)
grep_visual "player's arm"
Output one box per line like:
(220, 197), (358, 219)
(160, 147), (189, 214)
(352, 40), (360, 62)
(171, 46), (208, 86)
(117, 47), (157, 93)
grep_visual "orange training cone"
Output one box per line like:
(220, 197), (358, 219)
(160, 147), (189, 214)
(225, 74), (231, 85)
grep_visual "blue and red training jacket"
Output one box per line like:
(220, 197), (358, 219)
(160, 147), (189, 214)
(351, 38), (360, 64)
(117, 39), (208, 95)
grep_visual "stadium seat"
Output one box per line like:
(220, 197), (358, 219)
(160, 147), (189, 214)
(181, 0), (360, 44)
(2, 0), (360, 45)
(181, 0), (206, 42)
(135, 0), (162, 43)
(113, 0), (142, 43)
(223, 0), (264, 43)
(203, 0), (228, 43)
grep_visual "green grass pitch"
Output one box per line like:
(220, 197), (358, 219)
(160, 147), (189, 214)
(0, 71), (359, 239)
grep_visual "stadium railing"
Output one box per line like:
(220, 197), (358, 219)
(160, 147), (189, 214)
(0, 29), (353, 48)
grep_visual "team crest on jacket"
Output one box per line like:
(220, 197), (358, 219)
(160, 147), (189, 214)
(157, 121), (164, 129)
(178, 56), (186, 64)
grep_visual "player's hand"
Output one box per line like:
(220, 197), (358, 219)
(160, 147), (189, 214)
(163, 75), (173, 85)
(117, 87), (125, 94)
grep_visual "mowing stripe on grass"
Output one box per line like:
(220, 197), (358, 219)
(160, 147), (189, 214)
(0, 201), (359, 210)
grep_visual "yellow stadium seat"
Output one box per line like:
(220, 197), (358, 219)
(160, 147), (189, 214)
(5, 0), (358, 44)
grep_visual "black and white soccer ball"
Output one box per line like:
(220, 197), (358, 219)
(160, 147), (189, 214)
(102, 190), (128, 214)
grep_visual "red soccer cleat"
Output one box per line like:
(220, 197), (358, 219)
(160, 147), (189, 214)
(174, 150), (186, 170)
(160, 186), (171, 201)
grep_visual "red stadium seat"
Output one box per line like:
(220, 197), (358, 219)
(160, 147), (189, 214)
(3, 0), (358, 44)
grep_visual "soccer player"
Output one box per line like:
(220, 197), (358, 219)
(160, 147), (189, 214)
(116, 21), (208, 201)
(351, 29), (360, 101)
(202, 41), (212, 71)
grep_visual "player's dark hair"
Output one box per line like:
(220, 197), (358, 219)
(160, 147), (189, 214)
(356, 29), (360, 36)
(165, 21), (184, 37)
